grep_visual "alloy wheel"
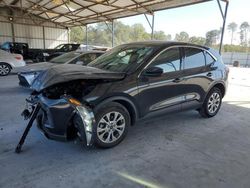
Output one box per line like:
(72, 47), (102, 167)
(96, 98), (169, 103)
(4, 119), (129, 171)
(0, 64), (10, 76)
(97, 111), (126, 143)
(207, 92), (221, 114)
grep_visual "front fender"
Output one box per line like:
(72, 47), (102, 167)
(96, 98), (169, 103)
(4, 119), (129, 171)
(92, 93), (140, 120)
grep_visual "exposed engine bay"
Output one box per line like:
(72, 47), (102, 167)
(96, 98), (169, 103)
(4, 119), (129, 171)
(41, 79), (98, 100)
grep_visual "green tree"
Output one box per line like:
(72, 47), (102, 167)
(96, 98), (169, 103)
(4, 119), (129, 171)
(129, 23), (150, 41)
(113, 21), (131, 45)
(240, 22), (250, 46)
(205, 30), (220, 46)
(89, 23), (112, 46)
(69, 21), (176, 46)
(154, 31), (171, 40)
(227, 22), (238, 45)
(223, 44), (246, 52)
(175, 31), (189, 42)
(189, 36), (206, 45)
(70, 26), (85, 43)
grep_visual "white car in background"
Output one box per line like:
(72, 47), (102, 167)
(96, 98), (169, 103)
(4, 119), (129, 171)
(0, 49), (26, 76)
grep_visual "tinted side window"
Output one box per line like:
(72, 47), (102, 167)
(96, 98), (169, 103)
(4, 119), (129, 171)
(150, 48), (181, 73)
(205, 52), (215, 64)
(184, 48), (205, 69)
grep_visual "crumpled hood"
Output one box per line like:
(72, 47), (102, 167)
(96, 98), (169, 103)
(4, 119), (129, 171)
(17, 62), (54, 73)
(31, 64), (126, 92)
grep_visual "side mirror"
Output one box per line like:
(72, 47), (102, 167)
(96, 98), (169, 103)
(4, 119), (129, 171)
(143, 66), (163, 77)
(76, 61), (84, 65)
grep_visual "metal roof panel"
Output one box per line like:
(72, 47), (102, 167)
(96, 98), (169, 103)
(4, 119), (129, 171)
(0, 0), (228, 27)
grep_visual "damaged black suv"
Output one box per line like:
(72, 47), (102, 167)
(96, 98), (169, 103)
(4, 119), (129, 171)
(19, 41), (229, 150)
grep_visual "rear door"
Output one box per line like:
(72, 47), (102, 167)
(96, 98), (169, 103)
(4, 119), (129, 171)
(181, 47), (215, 109)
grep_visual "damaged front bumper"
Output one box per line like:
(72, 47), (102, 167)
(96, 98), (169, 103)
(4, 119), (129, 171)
(26, 95), (96, 147)
(73, 105), (96, 146)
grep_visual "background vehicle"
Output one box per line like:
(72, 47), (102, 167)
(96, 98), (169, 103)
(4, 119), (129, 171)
(0, 49), (26, 76)
(44, 43), (81, 61)
(78, 44), (110, 52)
(17, 50), (104, 87)
(0, 42), (80, 62)
(22, 41), (229, 149)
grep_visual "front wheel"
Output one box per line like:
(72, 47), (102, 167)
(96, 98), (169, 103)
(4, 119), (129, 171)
(199, 87), (222, 118)
(94, 102), (130, 148)
(0, 63), (11, 76)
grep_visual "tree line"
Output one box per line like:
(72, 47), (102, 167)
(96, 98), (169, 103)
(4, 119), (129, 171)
(70, 21), (250, 53)
(70, 21), (171, 46)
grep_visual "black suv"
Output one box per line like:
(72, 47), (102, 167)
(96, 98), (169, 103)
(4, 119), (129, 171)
(20, 41), (229, 150)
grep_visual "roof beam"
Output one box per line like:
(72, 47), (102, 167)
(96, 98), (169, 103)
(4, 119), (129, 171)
(130, 0), (153, 14)
(0, 1), (68, 28)
(71, 0), (112, 21)
(24, 0), (86, 25)
(69, 0), (158, 24)
(84, 0), (145, 15)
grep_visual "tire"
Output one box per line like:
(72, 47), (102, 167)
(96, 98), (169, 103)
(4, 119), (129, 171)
(94, 102), (130, 148)
(199, 87), (222, 118)
(0, 63), (11, 76)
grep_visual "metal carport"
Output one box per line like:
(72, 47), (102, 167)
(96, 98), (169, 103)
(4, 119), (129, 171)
(0, 0), (228, 52)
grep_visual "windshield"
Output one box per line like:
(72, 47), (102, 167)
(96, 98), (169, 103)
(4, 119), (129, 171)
(49, 52), (80, 64)
(88, 45), (154, 73)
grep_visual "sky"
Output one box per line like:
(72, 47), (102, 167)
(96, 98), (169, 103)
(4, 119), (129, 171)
(117, 0), (249, 44)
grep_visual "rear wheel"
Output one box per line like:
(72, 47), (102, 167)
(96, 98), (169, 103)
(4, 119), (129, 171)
(94, 102), (130, 148)
(0, 63), (11, 76)
(199, 87), (222, 118)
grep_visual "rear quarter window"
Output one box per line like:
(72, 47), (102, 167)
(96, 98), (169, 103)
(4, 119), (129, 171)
(205, 52), (216, 64)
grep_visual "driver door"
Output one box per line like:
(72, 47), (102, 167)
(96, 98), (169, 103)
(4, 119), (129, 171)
(137, 47), (186, 117)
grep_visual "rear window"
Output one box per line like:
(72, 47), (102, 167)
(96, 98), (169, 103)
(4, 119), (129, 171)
(184, 48), (206, 69)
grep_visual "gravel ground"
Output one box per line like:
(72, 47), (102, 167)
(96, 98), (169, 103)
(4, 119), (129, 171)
(0, 68), (250, 188)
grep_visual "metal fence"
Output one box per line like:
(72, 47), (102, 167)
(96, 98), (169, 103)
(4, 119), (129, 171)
(222, 52), (250, 67)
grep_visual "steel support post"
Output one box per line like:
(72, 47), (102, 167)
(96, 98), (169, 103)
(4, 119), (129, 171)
(11, 21), (15, 42)
(151, 13), (155, 40)
(42, 26), (45, 49)
(217, 0), (229, 54)
(112, 20), (114, 47)
(144, 13), (155, 40)
(85, 25), (88, 50)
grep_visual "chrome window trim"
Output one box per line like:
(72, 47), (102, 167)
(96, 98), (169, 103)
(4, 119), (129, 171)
(138, 45), (217, 78)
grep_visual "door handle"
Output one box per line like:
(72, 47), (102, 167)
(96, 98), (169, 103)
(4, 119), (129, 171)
(173, 78), (183, 83)
(207, 72), (212, 77)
